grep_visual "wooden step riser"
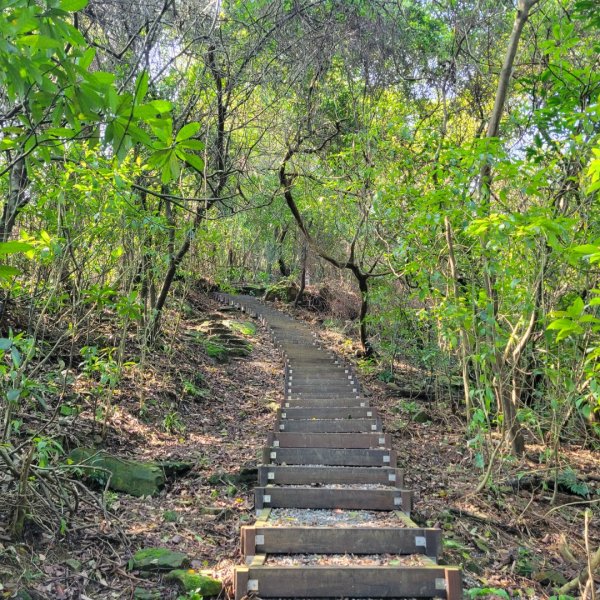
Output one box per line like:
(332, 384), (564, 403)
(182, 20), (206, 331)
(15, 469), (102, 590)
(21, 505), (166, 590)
(285, 365), (352, 372)
(285, 377), (357, 385)
(286, 384), (359, 392)
(278, 407), (378, 419)
(235, 566), (462, 600)
(258, 465), (403, 486)
(255, 487), (412, 512)
(277, 418), (381, 433)
(241, 526), (441, 558)
(267, 432), (391, 449)
(263, 447), (397, 467)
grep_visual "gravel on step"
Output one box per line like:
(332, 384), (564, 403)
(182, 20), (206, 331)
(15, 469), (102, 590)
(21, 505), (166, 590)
(266, 508), (406, 527)
(265, 553), (427, 566)
(269, 483), (391, 489)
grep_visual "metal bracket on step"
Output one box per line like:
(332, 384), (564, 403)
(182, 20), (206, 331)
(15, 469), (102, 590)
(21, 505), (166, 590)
(263, 495), (271, 504)
(415, 535), (426, 548)
(388, 473), (396, 482)
(248, 579), (259, 592)
(435, 578), (446, 590)
(267, 472), (275, 480)
(255, 535), (265, 545)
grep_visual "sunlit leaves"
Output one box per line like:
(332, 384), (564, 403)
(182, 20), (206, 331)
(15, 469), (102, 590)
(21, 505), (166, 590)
(146, 120), (205, 183)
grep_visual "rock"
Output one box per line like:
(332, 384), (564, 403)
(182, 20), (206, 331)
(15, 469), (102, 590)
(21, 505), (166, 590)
(68, 449), (165, 497)
(264, 280), (299, 302)
(165, 569), (222, 596)
(133, 588), (162, 600)
(412, 410), (432, 423)
(131, 548), (190, 571)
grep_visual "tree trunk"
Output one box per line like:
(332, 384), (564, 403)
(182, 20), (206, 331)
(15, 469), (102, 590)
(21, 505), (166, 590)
(294, 237), (308, 307)
(0, 158), (29, 242)
(354, 269), (373, 357)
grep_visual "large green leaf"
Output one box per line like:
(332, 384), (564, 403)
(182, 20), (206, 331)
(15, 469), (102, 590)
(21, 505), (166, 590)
(0, 241), (34, 256)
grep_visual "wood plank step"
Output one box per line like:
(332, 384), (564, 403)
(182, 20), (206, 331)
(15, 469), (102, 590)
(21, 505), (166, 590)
(255, 487), (412, 511)
(279, 407), (378, 420)
(286, 380), (357, 388)
(258, 465), (403, 486)
(263, 447), (397, 467)
(268, 432), (391, 449)
(235, 565), (462, 599)
(277, 418), (381, 433)
(287, 385), (358, 392)
(241, 525), (441, 557)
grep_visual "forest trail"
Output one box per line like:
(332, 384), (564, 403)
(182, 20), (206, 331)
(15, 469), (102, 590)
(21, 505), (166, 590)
(219, 294), (462, 600)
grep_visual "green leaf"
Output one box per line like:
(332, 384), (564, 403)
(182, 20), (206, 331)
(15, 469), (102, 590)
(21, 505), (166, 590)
(60, 0), (89, 10)
(6, 389), (20, 403)
(17, 35), (63, 49)
(148, 100), (172, 113)
(0, 241), (34, 256)
(0, 265), (20, 280)
(179, 139), (204, 151)
(175, 122), (200, 143)
(547, 318), (575, 331)
(134, 71), (149, 104)
(176, 149), (204, 172)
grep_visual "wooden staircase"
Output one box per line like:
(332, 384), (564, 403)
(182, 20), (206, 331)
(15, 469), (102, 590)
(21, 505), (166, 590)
(216, 293), (462, 600)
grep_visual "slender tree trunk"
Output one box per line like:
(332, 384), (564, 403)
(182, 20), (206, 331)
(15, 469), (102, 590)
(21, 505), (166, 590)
(477, 0), (537, 456)
(444, 216), (472, 419)
(294, 237), (307, 307)
(353, 269), (373, 357)
(0, 158), (28, 242)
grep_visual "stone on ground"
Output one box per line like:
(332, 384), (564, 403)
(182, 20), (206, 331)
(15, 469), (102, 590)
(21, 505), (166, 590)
(68, 448), (166, 497)
(131, 547), (190, 571)
(165, 569), (222, 595)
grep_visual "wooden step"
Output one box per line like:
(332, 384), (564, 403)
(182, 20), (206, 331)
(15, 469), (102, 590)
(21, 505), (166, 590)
(278, 407), (378, 420)
(287, 392), (362, 399)
(287, 385), (359, 393)
(258, 465), (403, 486)
(235, 563), (462, 599)
(277, 418), (381, 433)
(268, 432), (391, 449)
(255, 487), (412, 511)
(241, 525), (441, 557)
(263, 447), (397, 467)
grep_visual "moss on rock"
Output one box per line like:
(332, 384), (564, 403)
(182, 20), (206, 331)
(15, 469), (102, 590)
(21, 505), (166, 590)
(131, 548), (189, 571)
(68, 449), (166, 497)
(165, 569), (222, 596)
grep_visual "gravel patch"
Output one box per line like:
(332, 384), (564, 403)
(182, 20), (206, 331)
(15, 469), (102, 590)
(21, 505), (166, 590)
(267, 508), (405, 527)
(265, 553), (427, 566)
(270, 484), (391, 489)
